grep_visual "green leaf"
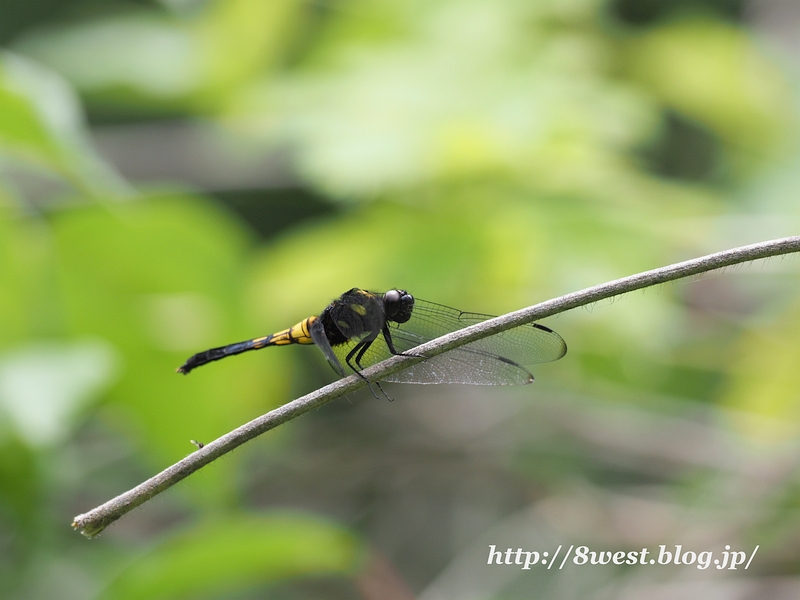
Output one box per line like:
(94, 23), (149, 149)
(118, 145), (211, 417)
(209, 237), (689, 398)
(0, 59), (63, 166)
(14, 0), (304, 113)
(624, 18), (794, 154)
(0, 52), (127, 197)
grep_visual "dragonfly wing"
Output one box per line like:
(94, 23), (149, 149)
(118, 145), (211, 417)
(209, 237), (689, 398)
(310, 317), (345, 376)
(397, 300), (566, 366)
(376, 299), (565, 385)
(388, 354), (535, 385)
(456, 314), (567, 366)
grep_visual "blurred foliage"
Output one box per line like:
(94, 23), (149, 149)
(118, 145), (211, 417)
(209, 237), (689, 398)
(98, 513), (365, 600)
(1, 0), (800, 598)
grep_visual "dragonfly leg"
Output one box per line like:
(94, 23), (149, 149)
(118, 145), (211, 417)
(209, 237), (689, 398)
(345, 336), (375, 372)
(352, 368), (393, 401)
(382, 324), (426, 359)
(345, 335), (393, 401)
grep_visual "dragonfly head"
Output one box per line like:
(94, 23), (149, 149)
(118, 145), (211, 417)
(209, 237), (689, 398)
(383, 289), (414, 323)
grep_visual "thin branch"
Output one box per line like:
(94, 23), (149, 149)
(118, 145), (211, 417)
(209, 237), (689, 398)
(72, 236), (800, 537)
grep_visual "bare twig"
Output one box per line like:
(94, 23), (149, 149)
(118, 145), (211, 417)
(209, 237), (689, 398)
(72, 236), (800, 537)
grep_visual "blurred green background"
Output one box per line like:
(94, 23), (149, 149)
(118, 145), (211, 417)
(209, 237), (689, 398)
(1, 0), (800, 598)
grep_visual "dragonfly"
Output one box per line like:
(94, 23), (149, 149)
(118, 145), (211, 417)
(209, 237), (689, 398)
(177, 288), (566, 385)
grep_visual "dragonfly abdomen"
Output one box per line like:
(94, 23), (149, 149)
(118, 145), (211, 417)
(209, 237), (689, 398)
(264, 317), (317, 346)
(177, 317), (317, 374)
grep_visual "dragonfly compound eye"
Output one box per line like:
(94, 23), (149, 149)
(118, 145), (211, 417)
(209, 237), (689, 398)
(384, 289), (401, 304)
(383, 289), (413, 322)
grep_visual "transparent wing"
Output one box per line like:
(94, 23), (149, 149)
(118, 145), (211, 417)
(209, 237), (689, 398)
(394, 300), (567, 366)
(330, 298), (566, 385)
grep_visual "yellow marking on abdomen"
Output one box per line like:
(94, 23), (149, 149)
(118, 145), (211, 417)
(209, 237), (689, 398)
(266, 317), (316, 346)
